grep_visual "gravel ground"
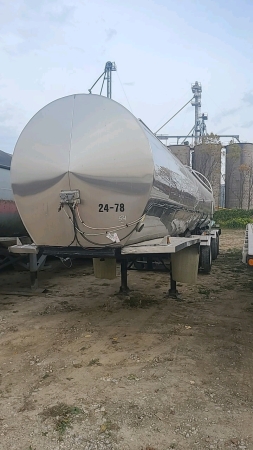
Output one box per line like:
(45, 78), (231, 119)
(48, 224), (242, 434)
(0, 229), (253, 450)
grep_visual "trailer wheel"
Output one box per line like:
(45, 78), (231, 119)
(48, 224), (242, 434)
(211, 236), (218, 260)
(216, 234), (220, 255)
(200, 245), (212, 274)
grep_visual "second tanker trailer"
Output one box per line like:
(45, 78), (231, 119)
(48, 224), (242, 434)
(0, 149), (27, 237)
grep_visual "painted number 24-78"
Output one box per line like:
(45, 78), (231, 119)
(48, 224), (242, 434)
(99, 203), (125, 212)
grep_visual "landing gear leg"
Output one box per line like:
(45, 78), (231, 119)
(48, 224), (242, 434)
(120, 259), (129, 293)
(168, 271), (178, 298)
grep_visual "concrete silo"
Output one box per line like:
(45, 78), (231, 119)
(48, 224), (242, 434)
(168, 145), (191, 166)
(225, 143), (253, 209)
(192, 143), (222, 209)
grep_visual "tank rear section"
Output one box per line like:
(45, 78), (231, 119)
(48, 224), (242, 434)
(11, 95), (154, 247)
(11, 94), (214, 249)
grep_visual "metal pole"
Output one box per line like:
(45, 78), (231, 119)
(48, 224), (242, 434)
(181, 125), (195, 144)
(191, 82), (202, 146)
(195, 95), (198, 145)
(88, 71), (105, 94)
(120, 259), (129, 293)
(106, 65), (111, 99)
(29, 253), (38, 290)
(168, 271), (178, 298)
(103, 61), (116, 99)
(155, 97), (194, 135)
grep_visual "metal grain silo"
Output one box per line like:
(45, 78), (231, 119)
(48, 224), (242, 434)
(167, 145), (191, 166)
(225, 143), (253, 209)
(192, 143), (221, 209)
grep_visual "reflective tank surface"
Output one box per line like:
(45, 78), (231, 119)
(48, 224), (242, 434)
(11, 94), (214, 248)
(0, 150), (27, 237)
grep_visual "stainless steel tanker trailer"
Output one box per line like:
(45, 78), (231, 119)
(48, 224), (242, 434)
(10, 94), (220, 293)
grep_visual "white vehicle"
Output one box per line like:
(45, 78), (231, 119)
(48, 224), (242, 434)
(242, 223), (253, 267)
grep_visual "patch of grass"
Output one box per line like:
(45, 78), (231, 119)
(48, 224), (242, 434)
(18, 398), (36, 412)
(247, 280), (253, 291)
(42, 373), (50, 380)
(127, 374), (138, 380)
(40, 403), (83, 439)
(221, 283), (235, 290)
(225, 249), (242, 258)
(198, 287), (211, 298)
(214, 209), (253, 228)
(100, 420), (120, 433)
(39, 305), (52, 315)
(123, 293), (158, 309)
(88, 358), (101, 366)
(73, 362), (82, 368)
(230, 265), (245, 273)
(141, 446), (157, 450)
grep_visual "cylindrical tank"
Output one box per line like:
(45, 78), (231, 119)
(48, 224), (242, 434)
(225, 143), (253, 209)
(11, 94), (214, 248)
(0, 150), (27, 237)
(167, 145), (191, 166)
(192, 144), (221, 209)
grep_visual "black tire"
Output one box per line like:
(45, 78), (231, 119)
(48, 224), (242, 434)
(211, 236), (218, 260)
(216, 234), (220, 256)
(200, 245), (212, 274)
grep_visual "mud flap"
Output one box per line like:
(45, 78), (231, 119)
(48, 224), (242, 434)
(93, 258), (117, 280)
(171, 245), (199, 284)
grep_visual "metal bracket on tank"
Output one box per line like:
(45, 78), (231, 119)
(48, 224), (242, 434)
(59, 190), (80, 205)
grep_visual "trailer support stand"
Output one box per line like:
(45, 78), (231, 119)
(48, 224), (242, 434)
(29, 254), (39, 290)
(168, 272), (178, 298)
(120, 259), (129, 293)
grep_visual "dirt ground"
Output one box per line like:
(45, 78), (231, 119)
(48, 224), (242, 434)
(0, 229), (253, 450)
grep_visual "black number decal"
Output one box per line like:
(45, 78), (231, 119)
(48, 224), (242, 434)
(99, 203), (125, 212)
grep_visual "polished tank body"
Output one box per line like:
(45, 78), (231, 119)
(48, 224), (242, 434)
(0, 150), (27, 237)
(11, 94), (214, 248)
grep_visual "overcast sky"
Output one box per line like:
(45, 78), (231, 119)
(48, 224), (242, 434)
(0, 0), (253, 153)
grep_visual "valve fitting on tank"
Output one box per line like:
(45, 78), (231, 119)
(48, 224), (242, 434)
(136, 215), (146, 233)
(59, 190), (81, 211)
